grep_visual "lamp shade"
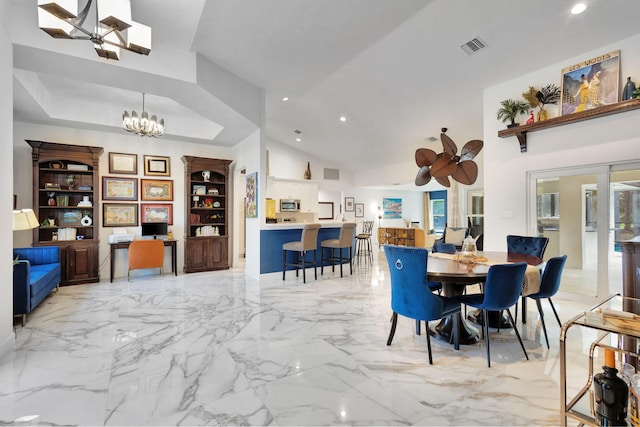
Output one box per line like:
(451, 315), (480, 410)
(13, 209), (40, 231)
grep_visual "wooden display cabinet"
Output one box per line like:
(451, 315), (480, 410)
(181, 156), (231, 273)
(27, 140), (103, 285)
(378, 227), (416, 247)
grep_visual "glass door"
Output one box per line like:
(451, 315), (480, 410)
(530, 163), (640, 303)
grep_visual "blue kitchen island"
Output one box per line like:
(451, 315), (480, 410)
(260, 223), (347, 274)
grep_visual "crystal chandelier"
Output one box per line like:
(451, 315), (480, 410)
(38, 0), (151, 60)
(123, 93), (165, 137)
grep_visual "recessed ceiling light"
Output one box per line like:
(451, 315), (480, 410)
(571, 2), (586, 14)
(339, 116), (346, 122)
(282, 97), (289, 102)
(295, 138), (301, 142)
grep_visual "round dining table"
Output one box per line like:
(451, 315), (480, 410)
(426, 251), (543, 345)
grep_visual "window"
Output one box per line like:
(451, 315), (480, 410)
(428, 190), (447, 233)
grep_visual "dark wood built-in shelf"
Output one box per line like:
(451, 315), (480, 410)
(498, 99), (640, 152)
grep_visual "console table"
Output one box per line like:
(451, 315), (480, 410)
(110, 240), (178, 282)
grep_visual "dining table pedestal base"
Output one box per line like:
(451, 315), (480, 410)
(434, 283), (480, 345)
(467, 309), (512, 329)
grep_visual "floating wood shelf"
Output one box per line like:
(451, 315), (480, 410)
(497, 98), (640, 152)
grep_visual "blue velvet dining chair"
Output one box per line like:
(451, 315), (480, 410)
(384, 245), (461, 364)
(456, 262), (529, 367)
(522, 255), (567, 349)
(433, 243), (457, 254)
(507, 234), (549, 323)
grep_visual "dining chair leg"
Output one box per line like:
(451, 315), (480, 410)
(536, 299), (550, 349)
(548, 298), (562, 327)
(339, 248), (344, 277)
(483, 310), (491, 368)
(506, 309), (529, 361)
(302, 251), (307, 283)
(387, 312), (398, 345)
(313, 249), (317, 280)
(521, 297), (528, 324)
(282, 250), (286, 281)
(453, 313), (460, 351)
(425, 320), (433, 365)
(415, 319), (421, 336)
(514, 299), (519, 324)
(349, 247), (353, 275)
(497, 310), (503, 333)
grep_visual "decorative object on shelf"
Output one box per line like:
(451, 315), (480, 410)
(141, 179), (173, 201)
(123, 93), (164, 137)
(561, 50), (620, 115)
(80, 214), (92, 226)
(65, 174), (75, 189)
(208, 188), (219, 195)
(103, 203), (138, 227)
(414, 128), (483, 187)
(193, 185), (206, 195)
(77, 195), (92, 207)
(213, 201), (221, 208)
(67, 164), (88, 171)
(47, 192), (56, 206)
(108, 152), (137, 174)
(345, 197), (355, 212)
(623, 77), (637, 100)
(593, 348), (628, 426)
(144, 155), (171, 176)
(202, 171), (211, 182)
(49, 161), (63, 169)
(304, 162), (311, 180)
(56, 195), (69, 207)
(37, 0), (152, 60)
(245, 172), (257, 218)
(496, 99), (530, 128)
(526, 110), (535, 124)
(103, 177), (138, 201)
(141, 203), (173, 225)
(524, 84), (561, 122)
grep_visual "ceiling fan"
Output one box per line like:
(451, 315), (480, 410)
(414, 128), (483, 187)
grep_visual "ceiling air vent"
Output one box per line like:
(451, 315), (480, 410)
(324, 168), (340, 180)
(461, 37), (487, 55)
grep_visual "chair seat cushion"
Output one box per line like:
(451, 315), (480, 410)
(356, 233), (370, 239)
(283, 241), (303, 251)
(321, 239), (343, 248)
(454, 293), (484, 309)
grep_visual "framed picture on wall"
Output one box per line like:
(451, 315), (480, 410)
(103, 203), (138, 227)
(144, 155), (171, 176)
(245, 172), (257, 218)
(102, 177), (138, 201)
(345, 197), (355, 212)
(141, 179), (173, 201)
(108, 152), (137, 175)
(141, 203), (173, 225)
(355, 203), (364, 218)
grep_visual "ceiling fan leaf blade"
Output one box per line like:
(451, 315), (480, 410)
(415, 148), (437, 167)
(431, 153), (457, 177)
(434, 175), (451, 187)
(452, 161), (478, 185)
(440, 132), (458, 156)
(460, 140), (484, 161)
(415, 166), (432, 186)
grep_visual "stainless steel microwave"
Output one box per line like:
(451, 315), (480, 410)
(280, 199), (301, 212)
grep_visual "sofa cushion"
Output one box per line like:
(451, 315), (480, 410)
(444, 227), (467, 246)
(29, 264), (60, 294)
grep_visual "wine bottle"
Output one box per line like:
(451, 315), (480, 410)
(594, 349), (629, 426)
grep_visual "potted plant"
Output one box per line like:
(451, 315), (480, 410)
(535, 84), (560, 121)
(496, 99), (530, 128)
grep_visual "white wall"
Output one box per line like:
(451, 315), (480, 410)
(13, 122), (235, 281)
(483, 34), (640, 251)
(1, 2), (15, 356)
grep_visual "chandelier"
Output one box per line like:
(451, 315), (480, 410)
(38, 0), (151, 60)
(123, 93), (165, 137)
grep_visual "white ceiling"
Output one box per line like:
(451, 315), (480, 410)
(10, 0), (640, 182)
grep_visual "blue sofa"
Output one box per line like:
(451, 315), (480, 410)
(13, 246), (61, 326)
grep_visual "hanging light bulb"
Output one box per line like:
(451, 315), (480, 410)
(122, 93), (164, 137)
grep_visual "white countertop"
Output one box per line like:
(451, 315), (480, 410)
(262, 222), (343, 230)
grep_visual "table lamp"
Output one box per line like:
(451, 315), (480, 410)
(13, 209), (39, 231)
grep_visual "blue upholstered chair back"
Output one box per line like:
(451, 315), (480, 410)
(478, 263), (528, 311)
(533, 255), (567, 299)
(433, 243), (457, 254)
(384, 245), (444, 321)
(506, 235), (549, 258)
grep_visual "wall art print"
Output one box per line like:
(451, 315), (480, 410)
(245, 172), (257, 218)
(560, 50), (620, 116)
(383, 198), (402, 219)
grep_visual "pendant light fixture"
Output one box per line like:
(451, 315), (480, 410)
(122, 93), (165, 137)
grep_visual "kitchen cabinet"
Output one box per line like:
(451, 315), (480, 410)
(267, 177), (318, 213)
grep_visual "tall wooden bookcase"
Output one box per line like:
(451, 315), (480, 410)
(27, 141), (103, 285)
(181, 156), (231, 273)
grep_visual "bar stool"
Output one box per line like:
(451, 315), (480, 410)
(321, 222), (357, 277)
(355, 220), (374, 265)
(282, 223), (321, 283)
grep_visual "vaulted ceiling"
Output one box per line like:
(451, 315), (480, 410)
(10, 0), (640, 183)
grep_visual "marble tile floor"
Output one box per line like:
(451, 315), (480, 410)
(0, 254), (620, 426)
